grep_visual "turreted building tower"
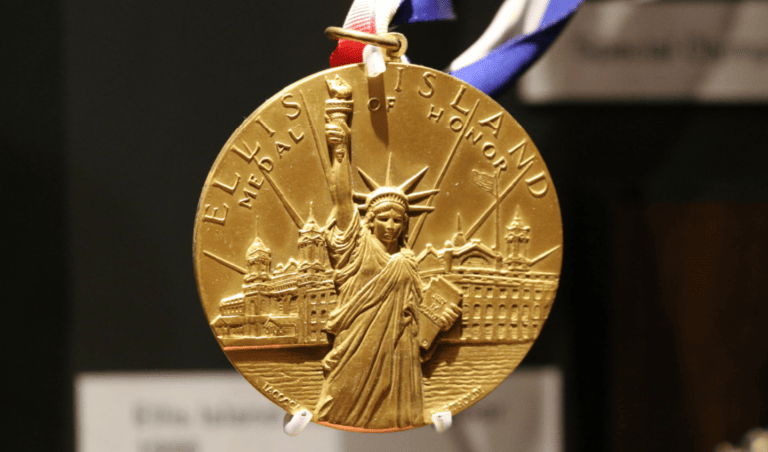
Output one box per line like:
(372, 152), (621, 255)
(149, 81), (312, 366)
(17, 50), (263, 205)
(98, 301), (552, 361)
(504, 209), (531, 271)
(245, 231), (271, 283)
(298, 202), (330, 272)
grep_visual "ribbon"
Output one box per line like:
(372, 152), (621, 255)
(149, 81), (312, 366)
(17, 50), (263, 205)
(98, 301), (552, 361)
(330, 0), (455, 68)
(329, 0), (582, 98)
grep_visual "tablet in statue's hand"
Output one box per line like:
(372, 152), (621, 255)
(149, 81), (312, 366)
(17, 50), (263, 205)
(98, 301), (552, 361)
(417, 277), (463, 351)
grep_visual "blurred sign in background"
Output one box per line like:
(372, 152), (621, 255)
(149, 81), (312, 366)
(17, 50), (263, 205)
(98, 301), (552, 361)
(76, 369), (561, 452)
(521, 1), (768, 102)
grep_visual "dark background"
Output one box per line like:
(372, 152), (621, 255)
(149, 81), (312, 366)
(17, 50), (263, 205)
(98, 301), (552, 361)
(5, 1), (767, 451)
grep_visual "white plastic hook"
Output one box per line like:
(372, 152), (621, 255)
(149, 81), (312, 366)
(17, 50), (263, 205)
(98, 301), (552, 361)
(283, 409), (313, 436)
(432, 411), (453, 433)
(363, 45), (387, 77)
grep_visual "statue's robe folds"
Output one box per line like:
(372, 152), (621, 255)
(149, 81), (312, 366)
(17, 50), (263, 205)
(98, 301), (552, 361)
(315, 214), (424, 429)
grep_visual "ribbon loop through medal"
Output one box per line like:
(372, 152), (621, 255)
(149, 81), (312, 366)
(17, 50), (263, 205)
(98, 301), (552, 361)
(326, 26), (407, 76)
(326, 27), (408, 60)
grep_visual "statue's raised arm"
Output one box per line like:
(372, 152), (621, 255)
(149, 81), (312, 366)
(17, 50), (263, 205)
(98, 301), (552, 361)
(324, 76), (355, 231)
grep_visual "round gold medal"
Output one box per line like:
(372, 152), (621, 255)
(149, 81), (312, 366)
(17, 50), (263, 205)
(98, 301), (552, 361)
(193, 62), (562, 432)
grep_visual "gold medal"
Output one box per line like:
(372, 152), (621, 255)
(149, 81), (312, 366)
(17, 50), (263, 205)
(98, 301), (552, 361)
(193, 31), (562, 432)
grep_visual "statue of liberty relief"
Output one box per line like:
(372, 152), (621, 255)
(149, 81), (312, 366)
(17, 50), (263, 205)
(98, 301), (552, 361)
(315, 76), (461, 429)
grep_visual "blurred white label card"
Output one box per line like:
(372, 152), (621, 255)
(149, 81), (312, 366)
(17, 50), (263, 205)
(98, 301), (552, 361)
(75, 372), (340, 452)
(76, 368), (561, 452)
(519, 1), (768, 102)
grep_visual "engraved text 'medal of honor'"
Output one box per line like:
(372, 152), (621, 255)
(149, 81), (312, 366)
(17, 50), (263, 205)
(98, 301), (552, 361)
(230, 141), (275, 172)
(366, 96), (397, 112)
(209, 144), (271, 211)
(225, 117), (311, 211)
(418, 78), (550, 199)
(231, 108), (303, 171)
(239, 174), (265, 210)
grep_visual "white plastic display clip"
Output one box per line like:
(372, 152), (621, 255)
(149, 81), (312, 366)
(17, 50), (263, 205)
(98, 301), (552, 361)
(363, 45), (387, 77)
(431, 411), (453, 433)
(283, 409), (313, 436)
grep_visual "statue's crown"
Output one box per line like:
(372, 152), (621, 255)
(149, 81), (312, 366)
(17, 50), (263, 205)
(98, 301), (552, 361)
(353, 154), (440, 217)
(366, 187), (408, 211)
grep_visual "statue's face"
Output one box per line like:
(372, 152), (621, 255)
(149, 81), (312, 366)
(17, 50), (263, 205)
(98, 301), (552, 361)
(373, 208), (405, 245)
